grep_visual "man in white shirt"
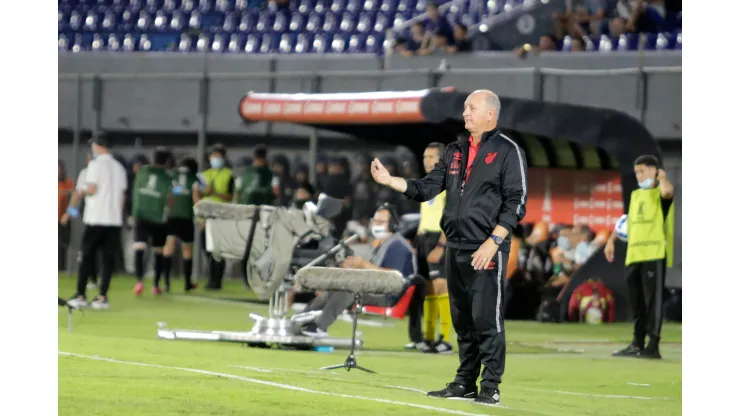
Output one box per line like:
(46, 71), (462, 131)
(67, 133), (128, 310)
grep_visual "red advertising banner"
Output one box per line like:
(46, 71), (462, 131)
(524, 169), (623, 232)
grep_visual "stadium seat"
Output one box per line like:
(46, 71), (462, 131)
(347, 33), (365, 53)
(256, 11), (276, 32)
(339, 12), (358, 32)
(294, 33), (313, 53)
(189, 10), (202, 29)
(59, 33), (71, 52)
(239, 10), (259, 31)
(331, 32), (351, 53)
(244, 34), (261, 53)
(227, 33), (244, 53)
(314, 0), (329, 14)
(297, 0), (318, 14)
(598, 34), (615, 52)
(331, 0), (348, 13)
(312, 33), (328, 53)
(163, 0), (179, 12)
(273, 11), (289, 32)
(139, 34), (153, 52)
(211, 33), (227, 52)
(323, 11), (339, 32)
(365, 33), (384, 54)
(279, 33), (298, 53)
(178, 33), (193, 52)
(675, 32), (682, 50)
(347, 0), (363, 13)
(260, 32), (281, 54)
(306, 12), (324, 32)
(195, 33), (211, 52)
(122, 33), (138, 52)
(373, 13), (390, 33)
(289, 12), (307, 32)
(357, 12), (375, 33)
(107, 33), (122, 51)
(616, 33), (639, 51)
(91, 33), (106, 52)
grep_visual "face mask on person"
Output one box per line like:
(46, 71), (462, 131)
(178, 166), (189, 173)
(557, 236), (570, 250)
(371, 225), (390, 240)
(293, 199), (309, 210)
(210, 157), (224, 169)
(638, 177), (654, 189)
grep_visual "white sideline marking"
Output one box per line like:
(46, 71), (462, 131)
(521, 387), (668, 400)
(627, 382), (651, 387)
(59, 352), (493, 416)
(229, 365), (336, 376)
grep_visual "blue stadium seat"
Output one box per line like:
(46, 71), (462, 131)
(305, 12), (324, 32)
(331, 0), (348, 14)
(323, 11), (339, 32)
(221, 11), (238, 32)
(675, 32), (681, 50)
(100, 10), (120, 31)
(312, 33), (329, 53)
(347, 33), (365, 53)
(181, 0), (197, 12)
(347, 0), (363, 13)
(201, 11), (226, 30)
(616, 33), (639, 51)
(643, 33), (657, 50)
(363, 0), (380, 12)
(152, 10), (170, 31)
(373, 13), (390, 33)
(170, 10), (189, 30)
(121, 33), (138, 52)
(260, 32), (281, 53)
(294, 33), (314, 53)
(289, 12), (307, 32)
(339, 12), (358, 32)
(379, 0), (398, 13)
(255, 10), (275, 32)
(59, 33), (72, 52)
(162, 0), (179, 12)
(273, 11), (289, 32)
(314, 0), (330, 14)
(330, 32), (350, 53)
(297, 0), (318, 14)
(178, 33), (194, 51)
(397, 0), (415, 13)
(225, 33), (243, 52)
(239, 10), (259, 31)
(357, 12), (375, 33)
(365, 33), (384, 54)
(68, 10), (84, 31)
(209, 33), (227, 52)
(279, 33), (298, 53)
(200, 0), (216, 12)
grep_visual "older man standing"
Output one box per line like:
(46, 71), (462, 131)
(371, 90), (528, 405)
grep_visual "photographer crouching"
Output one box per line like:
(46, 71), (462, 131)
(299, 203), (421, 337)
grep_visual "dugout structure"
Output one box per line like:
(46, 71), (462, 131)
(238, 88), (664, 322)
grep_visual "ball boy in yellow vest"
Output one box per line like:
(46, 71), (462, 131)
(605, 155), (675, 359)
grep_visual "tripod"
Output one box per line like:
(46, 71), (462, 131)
(321, 293), (376, 374)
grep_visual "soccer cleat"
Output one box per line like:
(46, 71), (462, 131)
(185, 283), (198, 292)
(90, 297), (109, 310)
(152, 286), (162, 296)
(427, 383), (477, 399)
(404, 342), (417, 350)
(612, 344), (642, 357)
(134, 281), (144, 296)
(474, 387), (500, 405)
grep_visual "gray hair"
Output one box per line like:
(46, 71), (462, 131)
(471, 89), (501, 121)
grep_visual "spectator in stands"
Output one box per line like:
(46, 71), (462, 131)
(446, 23), (472, 53)
(515, 33), (560, 58)
(59, 160), (74, 271)
(395, 22), (427, 56)
(293, 163), (309, 188)
(618, 0), (681, 34)
(554, 0), (609, 38)
(425, 2), (454, 46)
(571, 36), (587, 51)
(292, 182), (315, 210)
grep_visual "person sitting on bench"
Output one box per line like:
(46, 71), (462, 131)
(300, 203), (418, 337)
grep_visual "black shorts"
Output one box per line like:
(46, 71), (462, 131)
(415, 231), (446, 280)
(167, 218), (195, 244)
(134, 219), (168, 248)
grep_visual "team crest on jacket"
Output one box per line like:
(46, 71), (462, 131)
(450, 151), (462, 175)
(485, 152), (498, 165)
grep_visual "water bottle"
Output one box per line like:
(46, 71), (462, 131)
(313, 346), (334, 353)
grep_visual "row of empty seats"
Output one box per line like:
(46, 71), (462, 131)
(59, 31), (388, 53)
(563, 32), (682, 52)
(60, 9), (416, 33)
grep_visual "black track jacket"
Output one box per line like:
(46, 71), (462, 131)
(403, 128), (528, 252)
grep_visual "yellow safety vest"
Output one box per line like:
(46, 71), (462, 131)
(418, 191), (446, 233)
(201, 168), (233, 203)
(625, 187), (674, 267)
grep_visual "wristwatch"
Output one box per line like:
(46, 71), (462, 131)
(490, 234), (503, 245)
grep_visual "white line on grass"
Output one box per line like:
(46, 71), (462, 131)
(59, 352), (494, 416)
(521, 387), (669, 400)
(228, 365), (340, 376)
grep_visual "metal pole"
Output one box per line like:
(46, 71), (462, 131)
(92, 75), (102, 133)
(309, 128), (318, 184)
(193, 70), (209, 280)
(68, 75), (83, 275)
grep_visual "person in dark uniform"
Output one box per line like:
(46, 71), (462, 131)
(605, 155), (675, 359)
(371, 90), (528, 405)
(131, 147), (174, 296)
(234, 144), (277, 206)
(162, 157), (201, 292)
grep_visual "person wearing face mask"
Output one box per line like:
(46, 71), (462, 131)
(199, 144), (235, 290)
(299, 203), (419, 337)
(291, 182), (315, 210)
(161, 157), (201, 293)
(606, 155), (674, 360)
(235, 144), (277, 206)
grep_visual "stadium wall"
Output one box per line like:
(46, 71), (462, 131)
(58, 51), (681, 140)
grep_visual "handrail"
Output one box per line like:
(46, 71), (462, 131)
(57, 66), (682, 81)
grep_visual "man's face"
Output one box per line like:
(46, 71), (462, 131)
(453, 25), (465, 40)
(423, 147), (441, 174)
(411, 24), (424, 40)
(133, 163), (142, 173)
(634, 164), (656, 184)
(328, 163), (343, 175)
(371, 209), (391, 235)
(539, 35), (555, 51)
(572, 39), (586, 52)
(316, 162), (326, 174)
(426, 5), (439, 19)
(272, 163), (284, 175)
(295, 187), (312, 201)
(463, 92), (494, 133)
(295, 171), (307, 183)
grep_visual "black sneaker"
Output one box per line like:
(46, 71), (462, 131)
(612, 344), (642, 357)
(638, 346), (662, 360)
(429, 335), (454, 354)
(427, 382), (477, 399)
(474, 387), (500, 405)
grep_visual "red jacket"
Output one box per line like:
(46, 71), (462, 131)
(568, 279), (615, 323)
